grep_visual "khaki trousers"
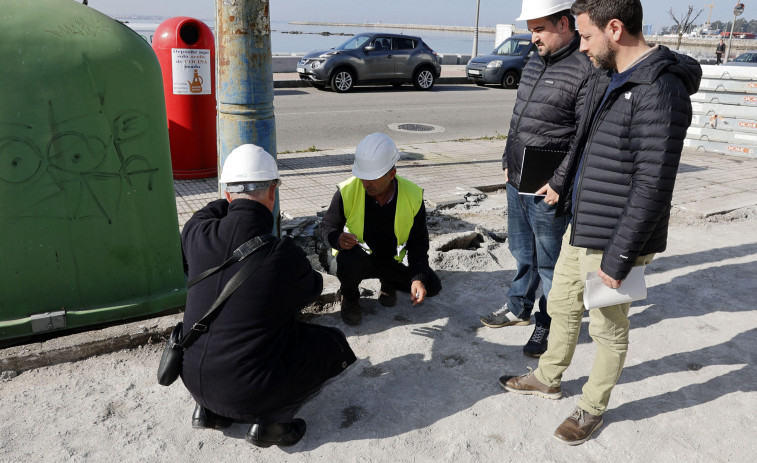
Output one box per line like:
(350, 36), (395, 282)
(534, 225), (654, 416)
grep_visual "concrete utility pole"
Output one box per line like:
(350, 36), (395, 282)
(472, 0), (481, 57)
(725, 2), (746, 64)
(215, 0), (279, 232)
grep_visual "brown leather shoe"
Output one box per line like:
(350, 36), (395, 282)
(553, 407), (604, 445)
(499, 369), (561, 399)
(341, 296), (362, 325)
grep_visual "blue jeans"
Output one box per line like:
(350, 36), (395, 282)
(506, 182), (569, 323)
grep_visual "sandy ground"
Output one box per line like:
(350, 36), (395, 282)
(1, 191), (756, 462)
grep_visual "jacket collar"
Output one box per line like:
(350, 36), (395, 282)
(541, 32), (581, 66)
(227, 198), (275, 235)
(621, 45), (702, 95)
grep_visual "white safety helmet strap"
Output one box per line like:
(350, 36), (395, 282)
(225, 181), (276, 193)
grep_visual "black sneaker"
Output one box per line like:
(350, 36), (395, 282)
(480, 305), (530, 328)
(523, 322), (549, 357)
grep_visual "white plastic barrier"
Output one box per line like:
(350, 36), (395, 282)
(686, 65), (757, 158)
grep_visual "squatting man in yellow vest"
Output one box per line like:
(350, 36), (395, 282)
(320, 133), (442, 325)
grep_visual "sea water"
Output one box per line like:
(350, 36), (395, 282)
(125, 18), (725, 60)
(124, 19), (498, 55)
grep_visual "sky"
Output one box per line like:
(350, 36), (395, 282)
(87, 0), (752, 30)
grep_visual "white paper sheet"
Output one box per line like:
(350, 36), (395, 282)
(584, 266), (647, 310)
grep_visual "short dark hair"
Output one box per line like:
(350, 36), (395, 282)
(571, 0), (643, 36)
(544, 9), (576, 32)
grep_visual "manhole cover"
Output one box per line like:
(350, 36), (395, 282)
(397, 123), (434, 132)
(388, 122), (445, 134)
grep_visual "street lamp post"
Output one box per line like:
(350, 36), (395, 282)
(725, 2), (745, 64)
(472, 0), (481, 57)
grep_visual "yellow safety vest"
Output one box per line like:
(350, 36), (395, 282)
(334, 175), (423, 262)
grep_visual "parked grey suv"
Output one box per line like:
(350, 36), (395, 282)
(296, 33), (442, 93)
(466, 34), (535, 89)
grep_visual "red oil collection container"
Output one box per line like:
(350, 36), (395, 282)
(153, 17), (217, 179)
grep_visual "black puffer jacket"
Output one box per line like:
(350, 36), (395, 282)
(502, 33), (593, 191)
(180, 199), (354, 421)
(556, 46), (702, 280)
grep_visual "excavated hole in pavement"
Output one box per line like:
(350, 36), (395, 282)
(437, 231), (484, 251)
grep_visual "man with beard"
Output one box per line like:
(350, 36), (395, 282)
(480, 0), (593, 359)
(500, 0), (701, 445)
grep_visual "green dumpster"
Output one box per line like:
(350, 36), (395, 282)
(0, 0), (187, 341)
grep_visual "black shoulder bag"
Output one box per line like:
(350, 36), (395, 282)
(157, 233), (275, 386)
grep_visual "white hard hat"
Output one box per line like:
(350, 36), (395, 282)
(219, 144), (279, 184)
(352, 133), (401, 180)
(517, 0), (574, 21)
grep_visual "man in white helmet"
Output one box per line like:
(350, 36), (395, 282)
(180, 144), (356, 448)
(479, 0), (593, 359)
(320, 133), (442, 325)
(501, 0), (700, 445)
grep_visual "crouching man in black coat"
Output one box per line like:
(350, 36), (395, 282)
(500, 0), (701, 446)
(180, 144), (356, 448)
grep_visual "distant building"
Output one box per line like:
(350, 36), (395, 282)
(643, 24), (653, 35)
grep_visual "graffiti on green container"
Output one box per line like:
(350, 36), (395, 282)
(0, 102), (158, 224)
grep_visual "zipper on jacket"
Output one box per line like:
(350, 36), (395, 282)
(570, 80), (619, 245)
(509, 62), (549, 187)
(513, 63), (549, 137)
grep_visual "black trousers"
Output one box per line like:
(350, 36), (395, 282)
(336, 247), (442, 300)
(254, 322), (356, 423)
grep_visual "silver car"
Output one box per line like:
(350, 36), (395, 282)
(724, 50), (757, 66)
(296, 32), (442, 93)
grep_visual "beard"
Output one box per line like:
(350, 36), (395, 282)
(591, 38), (616, 71)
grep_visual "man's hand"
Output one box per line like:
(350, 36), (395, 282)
(535, 183), (559, 205)
(338, 232), (359, 250)
(504, 168), (509, 184)
(410, 280), (427, 306)
(597, 268), (623, 289)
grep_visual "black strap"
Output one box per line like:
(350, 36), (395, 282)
(187, 233), (275, 288)
(180, 234), (275, 349)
